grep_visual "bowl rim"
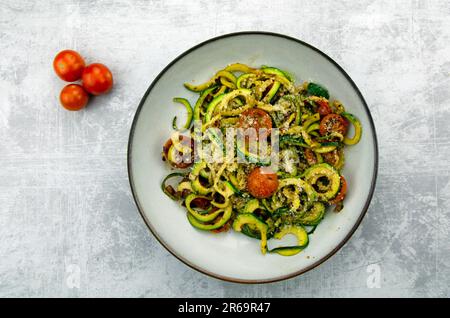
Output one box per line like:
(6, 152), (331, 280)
(127, 31), (379, 284)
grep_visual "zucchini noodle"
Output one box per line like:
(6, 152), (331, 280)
(161, 63), (363, 256)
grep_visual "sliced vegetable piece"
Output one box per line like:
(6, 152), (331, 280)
(184, 70), (236, 92)
(193, 86), (217, 121)
(224, 63), (257, 74)
(177, 180), (192, 193)
(341, 112), (362, 145)
(301, 129), (320, 148)
(303, 163), (340, 201)
(306, 123), (320, 133)
(172, 97), (193, 130)
(233, 213), (269, 254)
(242, 199), (260, 213)
(261, 198), (274, 213)
(162, 135), (193, 169)
(298, 202), (326, 225)
(276, 178), (317, 212)
(279, 135), (309, 148)
(224, 181), (242, 196)
(204, 93), (226, 123)
(312, 142), (339, 153)
(236, 73), (255, 89)
(187, 205), (232, 230)
(263, 81), (281, 103)
(191, 178), (212, 195)
(211, 181), (234, 208)
(329, 176), (347, 205)
(302, 113), (321, 131)
(161, 172), (185, 200)
(261, 66), (294, 82)
(220, 76), (236, 89)
(307, 82), (329, 99)
(212, 85), (227, 97)
(236, 140), (271, 166)
(185, 194), (225, 223)
(333, 100), (346, 114)
(270, 225), (309, 256)
(189, 161), (213, 195)
(219, 89), (254, 117)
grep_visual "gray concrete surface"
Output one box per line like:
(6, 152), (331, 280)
(0, 0), (449, 297)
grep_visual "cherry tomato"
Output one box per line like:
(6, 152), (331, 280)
(322, 149), (339, 166)
(59, 84), (89, 111)
(238, 108), (272, 140)
(82, 63), (113, 95)
(317, 100), (332, 117)
(330, 176), (347, 204)
(162, 135), (193, 168)
(247, 167), (279, 199)
(319, 114), (349, 136)
(53, 50), (85, 82)
(304, 148), (318, 166)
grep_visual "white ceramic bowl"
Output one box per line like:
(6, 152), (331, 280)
(128, 32), (378, 283)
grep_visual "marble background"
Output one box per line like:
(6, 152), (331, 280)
(0, 0), (449, 297)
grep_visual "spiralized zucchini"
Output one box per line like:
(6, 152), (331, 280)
(161, 63), (362, 256)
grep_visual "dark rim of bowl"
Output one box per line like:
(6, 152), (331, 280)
(127, 31), (379, 284)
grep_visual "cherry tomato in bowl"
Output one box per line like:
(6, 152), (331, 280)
(317, 100), (332, 117)
(237, 108), (272, 140)
(247, 167), (279, 199)
(162, 135), (194, 169)
(319, 114), (349, 136)
(329, 176), (347, 204)
(59, 84), (89, 111)
(53, 50), (85, 82)
(82, 63), (114, 95)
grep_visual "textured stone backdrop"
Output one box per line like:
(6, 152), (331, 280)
(0, 0), (449, 297)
